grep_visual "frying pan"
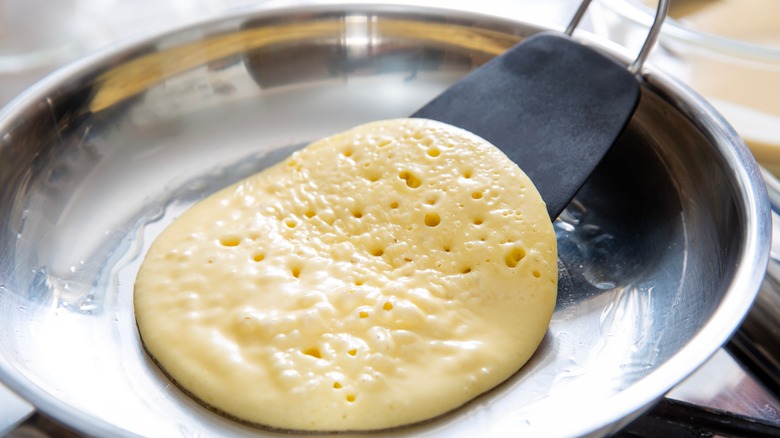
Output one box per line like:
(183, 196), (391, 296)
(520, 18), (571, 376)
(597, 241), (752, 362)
(0, 2), (770, 437)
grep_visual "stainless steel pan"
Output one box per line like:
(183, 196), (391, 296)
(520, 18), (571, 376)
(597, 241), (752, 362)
(0, 2), (770, 437)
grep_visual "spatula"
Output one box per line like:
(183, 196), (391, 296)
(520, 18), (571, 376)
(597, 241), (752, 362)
(413, 0), (668, 219)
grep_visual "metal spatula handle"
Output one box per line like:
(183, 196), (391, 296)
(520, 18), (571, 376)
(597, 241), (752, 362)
(566, 0), (668, 74)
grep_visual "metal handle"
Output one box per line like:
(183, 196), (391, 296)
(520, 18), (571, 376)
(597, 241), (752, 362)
(565, 0), (669, 74)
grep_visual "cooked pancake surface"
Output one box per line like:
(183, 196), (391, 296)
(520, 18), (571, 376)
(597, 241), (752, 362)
(134, 118), (557, 431)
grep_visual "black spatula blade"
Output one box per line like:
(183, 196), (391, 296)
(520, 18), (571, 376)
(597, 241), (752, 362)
(412, 32), (641, 219)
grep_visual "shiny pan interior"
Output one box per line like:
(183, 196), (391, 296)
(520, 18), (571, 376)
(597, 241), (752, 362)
(0, 3), (770, 437)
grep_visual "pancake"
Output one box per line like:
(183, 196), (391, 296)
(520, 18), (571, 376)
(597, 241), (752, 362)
(133, 118), (558, 431)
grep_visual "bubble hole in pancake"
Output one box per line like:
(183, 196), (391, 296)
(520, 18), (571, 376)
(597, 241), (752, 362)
(133, 118), (558, 432)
